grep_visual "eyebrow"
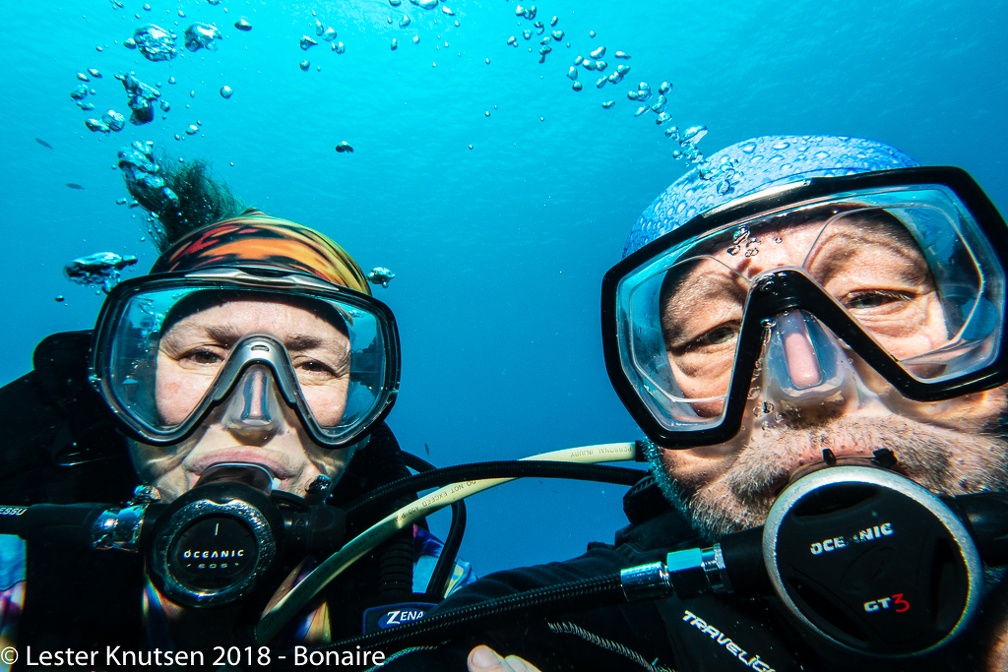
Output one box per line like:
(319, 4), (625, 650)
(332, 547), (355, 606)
(661, 266), (747, 342)
(189, 325), (345, 353)
(285, 333), (347, 353)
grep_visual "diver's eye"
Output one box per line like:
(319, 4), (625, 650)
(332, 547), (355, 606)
(844, 289), (912, 311)
(294, 355), (349, 382)
(299, 360), (335, 375)
(179, 348), (226, 367)
(695, 324), (739, 347)
(668, 322), (741, 358)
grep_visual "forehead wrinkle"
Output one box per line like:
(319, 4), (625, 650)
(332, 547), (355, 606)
(181, 323), (345, 353)
(806, 220), (932, 286)
(164, 299), (348, 343)
(676, 220), (830, 285)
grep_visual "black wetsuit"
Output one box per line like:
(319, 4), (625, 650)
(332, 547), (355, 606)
(0, 331), (434, 668)
(380, 477), (1008, 672)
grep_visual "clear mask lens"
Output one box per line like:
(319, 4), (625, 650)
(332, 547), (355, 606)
(613, 182), (1006, 435)
(94, 278), (398, 447)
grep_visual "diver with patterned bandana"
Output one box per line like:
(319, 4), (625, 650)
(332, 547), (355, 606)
(0, 159), (473, 668)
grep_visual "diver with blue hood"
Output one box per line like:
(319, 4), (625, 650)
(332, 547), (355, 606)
(0, 155), (473, 665)
(378, 135), (1008, 672)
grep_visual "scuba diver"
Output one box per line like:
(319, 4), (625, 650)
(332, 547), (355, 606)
(376, 135), (1008, 672)
(0, 156), (473, 666)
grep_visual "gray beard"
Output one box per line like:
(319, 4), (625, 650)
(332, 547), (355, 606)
(667, 414), (1008, 541)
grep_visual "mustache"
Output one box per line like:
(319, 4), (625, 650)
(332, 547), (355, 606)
(678, 414), (1008, 539)
(729, 415), (1008, 500)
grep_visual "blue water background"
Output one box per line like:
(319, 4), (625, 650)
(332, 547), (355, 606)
(1, 0), (1005, 576)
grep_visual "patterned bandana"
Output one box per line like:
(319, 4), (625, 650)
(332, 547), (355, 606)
(150, 209), (371, 294)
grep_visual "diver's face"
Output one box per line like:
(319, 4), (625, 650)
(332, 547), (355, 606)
(128, 299), (353, 501)
(657, 216), (1008, 538)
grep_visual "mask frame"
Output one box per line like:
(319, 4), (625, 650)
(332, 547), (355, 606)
(89, 267), (400, 449)
(602, 166), (1008, 448)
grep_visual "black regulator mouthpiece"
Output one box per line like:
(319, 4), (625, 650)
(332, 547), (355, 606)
(646, 462), (1008, 658)
(146, 464), (286, 608)
(761, 465), (983, 656)
(120, 463), (340, 609)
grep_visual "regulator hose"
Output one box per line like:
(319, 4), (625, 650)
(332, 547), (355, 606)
(346, 461), (647, 526)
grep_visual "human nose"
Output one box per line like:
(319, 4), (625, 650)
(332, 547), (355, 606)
(758, 310), (860, 422)
(221, 364), (286, 440)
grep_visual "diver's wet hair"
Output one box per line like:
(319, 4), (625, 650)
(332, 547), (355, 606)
(139, 159), (248, 253)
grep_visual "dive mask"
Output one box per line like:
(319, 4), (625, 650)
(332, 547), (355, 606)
(603, 167), (1008, 447)
(90, 267), (400, 449)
